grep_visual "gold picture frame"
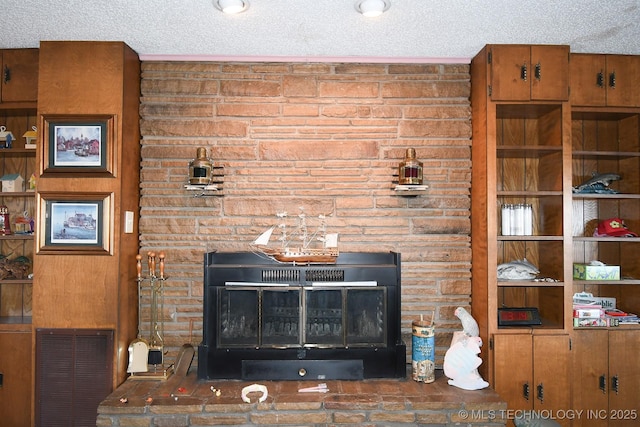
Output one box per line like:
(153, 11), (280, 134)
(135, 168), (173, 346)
(36, 192), (113, 255)
(41, 114), (116, 177)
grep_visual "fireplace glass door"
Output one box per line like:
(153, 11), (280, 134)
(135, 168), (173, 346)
(262, 288), (301, 346)
(218, 289), (259, 347)
(217, 286), (386, 349)
(346, 288), (386, 346)
(305, 289), (343, 346)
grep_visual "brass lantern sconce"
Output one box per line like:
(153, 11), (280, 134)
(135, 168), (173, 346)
(188, 147), (213, 185)
(398, 148), (423, 185)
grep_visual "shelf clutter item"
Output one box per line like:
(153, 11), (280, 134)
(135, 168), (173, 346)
(573, 261), (620, 281)
(1, 174), (24, 192)
(22, 126), (37, 149)
(593, 217), (638, 237)
(0, 205), (11, 235)
(0, 126), (15, 148)
(572, 292), (639, 327)
(501, 204), (532, 236)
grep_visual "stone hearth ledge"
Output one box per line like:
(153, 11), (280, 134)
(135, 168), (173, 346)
(97, 369), (507, 426)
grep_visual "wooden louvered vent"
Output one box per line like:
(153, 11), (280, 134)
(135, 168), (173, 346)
(35, 329), (113, 427)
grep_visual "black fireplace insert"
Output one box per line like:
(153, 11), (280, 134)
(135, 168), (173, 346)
(197, 251), (406, 380)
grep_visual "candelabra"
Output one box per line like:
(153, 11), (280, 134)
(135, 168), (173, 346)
(127, 251), (172, 379)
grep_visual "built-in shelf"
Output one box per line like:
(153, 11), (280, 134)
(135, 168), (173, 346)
(497, 280), (565, 287)
(498, 191), (563, 196)
(0, 320), (32, 330)
(0, 191), (35, 197)
(572, 150), (640, 159)
(572, 193), (640, 199)
(498, 235), (563, 241)
(573, 236), (640, 242)
(0, 278), (32, 285)
(0, 234), (33, 240)
(573, 279), (640, 285)
(497, 145), (563, 158)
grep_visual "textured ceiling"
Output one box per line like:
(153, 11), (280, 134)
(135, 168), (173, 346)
(2, 0), (639, 62)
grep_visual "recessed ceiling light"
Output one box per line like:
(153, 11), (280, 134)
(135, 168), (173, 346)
(214, 0), (250, 14)
(355, 0), (391, 17)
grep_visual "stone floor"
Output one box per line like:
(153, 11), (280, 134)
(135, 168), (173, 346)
(97, 368), (507, 426)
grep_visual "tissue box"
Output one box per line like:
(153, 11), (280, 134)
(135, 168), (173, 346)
(573, 264), (620, 281)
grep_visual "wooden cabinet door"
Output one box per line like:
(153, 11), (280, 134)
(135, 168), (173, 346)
(0, 332), (32, 427)
(571, 330), (609, 427)
(571, 54), (640, 107)
(608, 330), (640, 427)
(571, 54), (607, 107)
(0, 49), (38, 103)
(529, 45), (570, 101)
(493, 334), (534, 412)
(604, 55), (640, 107)
(490, 45), (569, 102)
(490, 45), (532, 102)
(533, 334), (571, 426)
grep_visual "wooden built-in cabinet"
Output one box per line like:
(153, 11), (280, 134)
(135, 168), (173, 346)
(572, 329), (640, 427)
(0, 48), (38, 427)
(471, 45), (573, 402)
(0, 331), (32, 427)
(487, 44), (570, 102)
(1, 49), (38, 105)
(472, 44), (640, 425)
(569, 52), (640, 425)
(494, 334), (571, 424)
(571, 54), (640, 107)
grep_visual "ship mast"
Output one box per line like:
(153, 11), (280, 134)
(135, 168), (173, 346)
(276, 211), (288, 249)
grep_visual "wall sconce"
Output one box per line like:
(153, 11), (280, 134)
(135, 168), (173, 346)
(398, 148), (423, 185)
(355, 0), (391, 17)
(188, 147), (213, 185)
(214, 0), (250, 14)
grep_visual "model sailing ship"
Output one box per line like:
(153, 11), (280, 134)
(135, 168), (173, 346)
(251, 209), (339, 264)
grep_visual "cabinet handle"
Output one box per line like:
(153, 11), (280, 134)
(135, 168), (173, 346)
(523, 382), (530, 400)
(611, 375), (619, 394)
(609, 72), (616, 89)
(596, 71), (605, 88)
(520, 63), (527, 81)
(599, 374), (607, 394)
(2, 65), (9, 84)
(536, 383), (544, 403)
(534, 62), (541, 80)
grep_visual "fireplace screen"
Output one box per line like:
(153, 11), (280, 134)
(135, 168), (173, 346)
(198, 251), (406, 380)
(218, 286), (386, 349)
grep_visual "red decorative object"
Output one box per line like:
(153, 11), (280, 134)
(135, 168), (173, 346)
(0, 205), (11, 235)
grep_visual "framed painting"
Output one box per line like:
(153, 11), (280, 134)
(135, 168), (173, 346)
(37, 192), (113, 255)
(41, 115), (115, 176)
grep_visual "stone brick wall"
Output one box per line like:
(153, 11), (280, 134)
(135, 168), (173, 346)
(138, 61), (472, 366)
